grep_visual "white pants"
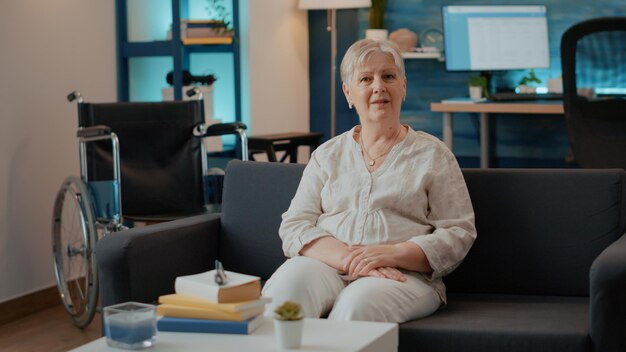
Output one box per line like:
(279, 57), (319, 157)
(262, 256), (441, 323)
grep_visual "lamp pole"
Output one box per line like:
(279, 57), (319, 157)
(329, 9), (337, 137)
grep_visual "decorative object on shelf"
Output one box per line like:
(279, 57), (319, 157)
(468, 74), (489, 99)
(180, 20), (235, 42)
(298, 0), (371, 138)
(420, 27), (444, 53)
(205, 0), (234, 36)
(517, 69), (542, 93)
(273, 300), (303, 349)
(166, 70), (216, 86)
(366, 0), (387, 40)
(548, 76), (563, 93)
(389, 28), (418, 52)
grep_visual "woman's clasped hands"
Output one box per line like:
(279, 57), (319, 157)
(342, 244), (407, 282)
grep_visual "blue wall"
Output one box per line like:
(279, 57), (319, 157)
(307, 0), (626, 168)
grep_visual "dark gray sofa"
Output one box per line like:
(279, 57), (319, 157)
(97, 160), (626, 352)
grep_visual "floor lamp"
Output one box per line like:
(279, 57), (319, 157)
(299, 0), (371, 138)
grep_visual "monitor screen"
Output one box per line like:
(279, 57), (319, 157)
(442, 5), (550, 71)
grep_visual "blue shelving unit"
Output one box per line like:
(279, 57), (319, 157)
(116, 0), (241, 121)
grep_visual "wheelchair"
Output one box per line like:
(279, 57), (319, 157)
(51, 89), (247, 328)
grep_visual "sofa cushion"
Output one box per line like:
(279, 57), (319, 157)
(399, 294), (591, 352)
(218, 160), (305, 280)
(446, 169), (626, 296)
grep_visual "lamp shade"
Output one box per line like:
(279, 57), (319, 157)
(298, 0), (371, 10)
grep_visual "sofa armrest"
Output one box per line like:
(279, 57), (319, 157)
(96, 213), (221, 308)
(590, 232), (626, 352)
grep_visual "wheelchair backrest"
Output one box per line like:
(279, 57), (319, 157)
(78, 100), (206, 218)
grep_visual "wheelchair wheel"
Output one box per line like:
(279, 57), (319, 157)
(52, 176), (99, 328)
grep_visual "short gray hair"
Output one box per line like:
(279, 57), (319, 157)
(340, 39), (405, 88)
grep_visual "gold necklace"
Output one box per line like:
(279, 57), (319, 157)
(360, 126), (402, 167)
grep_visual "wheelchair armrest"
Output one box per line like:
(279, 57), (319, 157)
(96, 213), (221, 307)
(77, 125), (112, 138)
(197, 122), (247, 137)
(590, 232), (626, 352)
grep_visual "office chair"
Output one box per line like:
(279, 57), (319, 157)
(561, 17), (626, 169)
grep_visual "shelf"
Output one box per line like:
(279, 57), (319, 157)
(121, 41), (236, 57)
(116, 0), (241, 121)
(183, 43), (236, 54)
(401, 51), (444, 60)
(121, 41), (175, 57)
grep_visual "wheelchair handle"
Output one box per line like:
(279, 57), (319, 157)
(67, 90), (83, 103)
(77, 125), (112, 139)
(186, 87), (203, 100)
(194, 122), (248, 161)
(194, 122), (247, 137)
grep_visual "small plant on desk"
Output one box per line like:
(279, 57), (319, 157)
(518, 69), (542, 93)
(467, 74), (489, 99)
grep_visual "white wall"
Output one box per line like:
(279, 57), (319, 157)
(0, 1), (117, 303)
(243, 0), (310, 136)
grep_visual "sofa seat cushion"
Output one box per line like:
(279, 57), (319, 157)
(399, 294), (591, 352)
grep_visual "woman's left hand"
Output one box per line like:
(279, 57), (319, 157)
(366, 266), (406, 282)
(344, 244), (401, 278)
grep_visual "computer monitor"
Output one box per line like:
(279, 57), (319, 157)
(442, 5), (550, 72)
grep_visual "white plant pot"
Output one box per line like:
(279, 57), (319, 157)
(517, 84), (536, 94)
(365, 29), (388, 41)
(274, 319), (303, 349)
(468, 86), (483, 99)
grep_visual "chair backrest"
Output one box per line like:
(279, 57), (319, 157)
(561, 17), (626, 169)
(219, 161), (304, 280)
(446, 168), (626, 297)
(78, 100), (206, 219)
(218, 161), (626, 297)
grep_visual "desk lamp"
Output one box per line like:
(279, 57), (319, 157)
(299, 0), (371, 137)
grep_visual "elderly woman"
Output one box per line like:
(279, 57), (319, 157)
(262, 39), (476, 323)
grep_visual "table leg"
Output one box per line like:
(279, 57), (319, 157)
(265, 145), (278, 162)
(288, 146), (298, 163)
(443, 112), (453, 151)
(480, 113), (489, 168)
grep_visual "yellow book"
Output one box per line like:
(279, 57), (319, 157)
(182, 37), (233, 45)
(158, 294), (271, 312)
(157, 304), (264, 322)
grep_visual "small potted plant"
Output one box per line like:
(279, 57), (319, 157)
(467, 74), (489, 99)
(274, 300), (303, 349)
(366, 0), (388, 40)
(205, 0), (234, 37)
(518, 69), (542, 94)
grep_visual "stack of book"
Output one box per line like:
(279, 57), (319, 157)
(156, 270), (270, 334)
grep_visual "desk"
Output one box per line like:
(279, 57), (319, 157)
(248, 132), (323, 163)
(431, 101), (564, 168)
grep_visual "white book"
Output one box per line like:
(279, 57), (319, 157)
(175, 270), (261, 303)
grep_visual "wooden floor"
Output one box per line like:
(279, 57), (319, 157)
(0, 303), (102, 352)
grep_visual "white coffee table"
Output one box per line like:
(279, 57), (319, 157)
(71, 317), (398, 351)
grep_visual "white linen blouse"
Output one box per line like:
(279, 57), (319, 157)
(278, 125), (477, 302)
